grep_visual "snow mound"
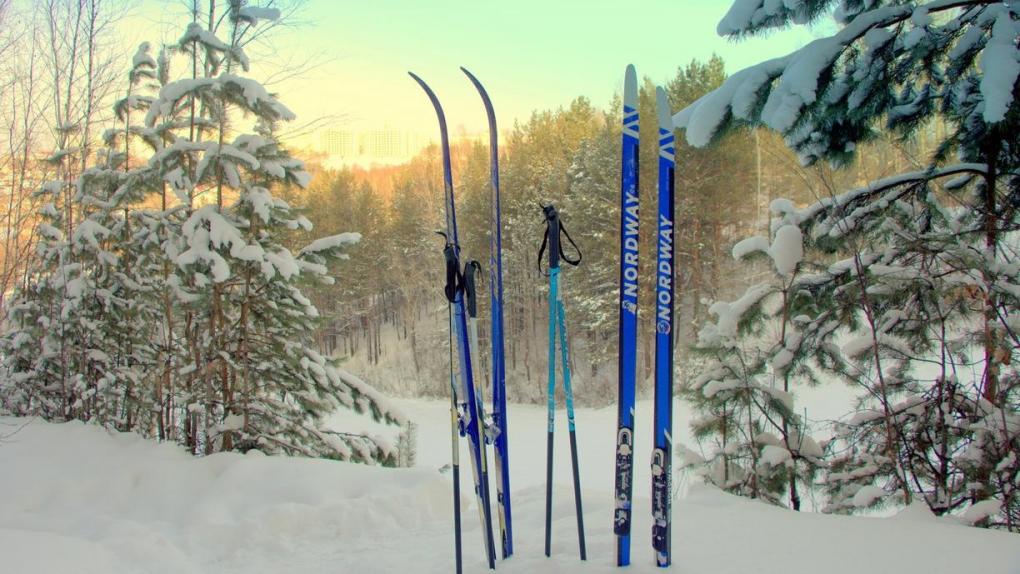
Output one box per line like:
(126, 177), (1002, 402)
(2, 406), (1018, 573)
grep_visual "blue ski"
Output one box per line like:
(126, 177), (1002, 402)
(410, 71), (497, 570)
(614, 64), (640, 567)
(461, 67), (513, 560)
(651, 86), (675, 568)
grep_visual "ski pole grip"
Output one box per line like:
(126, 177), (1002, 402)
(443, 242), (460, 303)
(543, 204), (561, 270)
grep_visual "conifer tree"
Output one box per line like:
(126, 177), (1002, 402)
(2, 2), (405, 465)
(684, 211), (826, 509)
(678, 1), (1018, 528)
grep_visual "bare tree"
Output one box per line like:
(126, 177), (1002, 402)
(0, 3), (51, 319)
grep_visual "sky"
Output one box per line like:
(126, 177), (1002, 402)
(121, 1), (825, 147)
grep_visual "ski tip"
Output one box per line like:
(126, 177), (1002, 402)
(460, 66), (481, 88)
(461, 67), (492, 104)
(655, 87), (673, 131)
(624, 65), (638, 107)
(408, 71), (427, 88)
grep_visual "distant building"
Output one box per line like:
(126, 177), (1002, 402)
(361, 127), (403, 159)
(320, 130), (357, 157)
(313, 127), (484, 168)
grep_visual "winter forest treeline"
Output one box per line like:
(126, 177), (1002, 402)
(0, 0), (406, 465)
(0, 0), (1016, 531)
(297, 62), (940, 403)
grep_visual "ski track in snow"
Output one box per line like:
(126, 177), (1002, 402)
(2, 398), (1018, 573)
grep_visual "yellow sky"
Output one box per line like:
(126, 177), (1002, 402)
(119, 1), (824, 151)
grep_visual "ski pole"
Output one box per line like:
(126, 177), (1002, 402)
(557, 285), (586, 560)
(448, 307), (463, 574)
(545, 263), (556, 558)
(439, 232), (463, 574)
(539, 204), (584, 560)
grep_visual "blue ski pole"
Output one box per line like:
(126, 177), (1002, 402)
(540, 204), (585, 561)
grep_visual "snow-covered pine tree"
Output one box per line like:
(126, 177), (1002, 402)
(685, 210), (825, 509)
(677, 1), (1018, 528)
(0, 185), (71, 418)
(0, 124), (117, 422)
(67, 41), (163, 431)
(139, 3), (405, 461)
(3, 3), (406, 465)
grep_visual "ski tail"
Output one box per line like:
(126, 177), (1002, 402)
(614, 64), (640, 567)
(651, 86), (676, 569)
(462, 67), (512, 560)
(464, 262), (498, 569)
(411, 72), (496, 570)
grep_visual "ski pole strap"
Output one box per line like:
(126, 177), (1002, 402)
(559, 224), (581, 266)
(538, 204), (581, 274)
(464, 260), (482, 319)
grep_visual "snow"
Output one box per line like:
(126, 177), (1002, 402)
(220, 74), (295, 121)
(238, 6), (281, 24)
(177, 206), (264, 282)
(700, 282), (773, 345)
(300, 232), (361, 256)
(131, 42), (156, 70)
(717, 0), (761, 36)
(761, 444), (792, 466)
(264, 249), (299, 279)
(894, 501), (938, 523)
(72, 220), (112, 251)
(674, 56), (788, 147)
(979, 8), (1020, 123)
(769, 197), (796, 216)
(852, 485), (887, 508)
(716, 0), (809, 36)
(962, 500), (1003, 525)
(145, 76), (295, 127)
(910, 7), (932, 28)
(842, 334), (874, 359)
(794, 433), (824, 459)
(768, 224), (803, 277)
(2, 399), (1018, 573)
(731, 235), (769, 260)
(679, 5), (919, 146)
(179, 22), (230, 53)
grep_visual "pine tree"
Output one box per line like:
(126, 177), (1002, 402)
(678, 1), (1019, 528)
(2, 3), (405, 465)
(138, 3), (405, 461)
(684, 213), (825, 509)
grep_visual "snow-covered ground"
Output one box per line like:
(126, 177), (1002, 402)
(1, 400), (1017, 574)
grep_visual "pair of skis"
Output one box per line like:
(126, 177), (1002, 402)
(613, 65), (676, 568)
(411, 69), (512, 572)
